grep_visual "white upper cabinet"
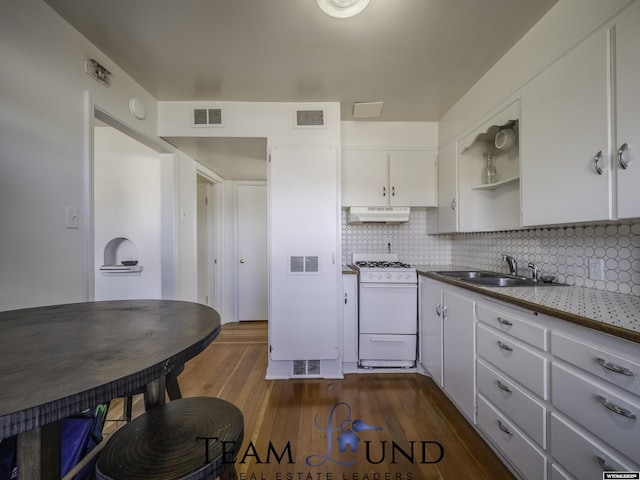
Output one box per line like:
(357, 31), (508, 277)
(434, 141), (458, 233)
(521, 3), (640, 226)
(520, 29), (610, 226)
(342, 150), (436, 207)
(614, 4), (640, 219)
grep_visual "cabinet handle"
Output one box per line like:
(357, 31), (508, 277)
(596, 357), (636, 377)
(435, 302), (442, 317)
(593, 150), (604, 175)
(597, 395), (636, 420)
(442, 305), (447, 320)
(597, 456), (615, 472)
(383, 186), (386, 197)
(497, 340), (513, 352)
(344, 293), (348, 305)
(618, 143), (629, 169)
(497, 380), (512, 393)
(497, 316), (513, 326)
(497, 420), (513, 436)
(392, 186), (395, 197)
(451, 198), (456, 211)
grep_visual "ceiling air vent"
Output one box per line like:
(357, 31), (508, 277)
(192, 108), (223, 127)
(295, 109), (325, 128)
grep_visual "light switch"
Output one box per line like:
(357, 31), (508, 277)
(66, 206), (80, 229)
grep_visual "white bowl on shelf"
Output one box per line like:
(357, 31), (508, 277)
(495, 128), (516, 150)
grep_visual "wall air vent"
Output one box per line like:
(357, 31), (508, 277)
(192, 108), (223, 127)
(293, 360), (321, 376)
(295, 109), (325, 128)
(289, 255), (320, 274)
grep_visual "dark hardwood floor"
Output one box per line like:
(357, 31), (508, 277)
(106, 321), (515, 480)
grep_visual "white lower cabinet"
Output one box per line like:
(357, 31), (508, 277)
(477, 359), (546, 447)
(477, 395), (547, 480)
(419, 277), (640, 480)
(550, 412), (640, 479)
(342, 274), (358, 371)
(551, 362), (640, 464)
(418, 276), (443, 386)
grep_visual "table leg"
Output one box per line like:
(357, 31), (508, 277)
(17, 421), (60, 480)
(144, 375), (167, 410)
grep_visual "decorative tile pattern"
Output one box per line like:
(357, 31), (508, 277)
(342, 212), (639, 296)
(452, 223), (640, 296)
(341, 208), (452, 266)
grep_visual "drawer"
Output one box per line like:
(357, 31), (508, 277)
(359, 334), (416, 361)
(477, 359), (546, 447)
(476, 302), (547, 350)
(477, 323), (547, 399)
(550, 412), (640, 480)
(476, 394), (547, 480)
(551, 330), (640, 398)
(552, 362), (640, 462)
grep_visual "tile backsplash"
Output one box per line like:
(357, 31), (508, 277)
(341, 208), (451, 265)
(342, 209), (640, 296)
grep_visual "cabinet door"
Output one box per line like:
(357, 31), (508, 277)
(520, 29), (611, 226)
(443, 288), (475, 420)
(342, 274), (358, 365)
(269, 146), (339, 360)
(419, 277), (443, 386)
(615, 5), (640, 219)
(389, 151), (437, 207)
(436, 141), (458, 233)
(341, 151), (388, 206)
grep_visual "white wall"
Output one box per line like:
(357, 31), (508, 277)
(94, 126), (162, 300)
(0, 0), (160, 310)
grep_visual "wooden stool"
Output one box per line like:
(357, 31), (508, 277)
(96, 397), (244, 480)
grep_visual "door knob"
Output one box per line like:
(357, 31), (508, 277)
(240, 259), (246, 263)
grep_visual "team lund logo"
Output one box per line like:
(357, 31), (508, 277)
(306, 402), (382, 467)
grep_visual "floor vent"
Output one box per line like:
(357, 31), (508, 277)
(295, 109), (325, 127)
(293, 360), (321, 376)
(193, 108), (222, 127)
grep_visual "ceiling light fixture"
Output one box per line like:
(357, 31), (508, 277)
(317, 0), (371, 18)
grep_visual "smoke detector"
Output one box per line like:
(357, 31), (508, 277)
(317, 0), (370, 18)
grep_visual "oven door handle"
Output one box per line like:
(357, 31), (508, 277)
(369, 335), (410, 343)
(360, 283), (418, 289)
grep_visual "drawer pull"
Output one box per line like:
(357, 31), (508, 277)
(435, 302), (442, 317)
(497, 420), (513, 436)
(597, 455), (615, 472)
(597, 395), (637, 420)
(596, 357), (636, 377)
(497, 340), (513, 352)
(497, 380), (512, 393)
(496, 316), (513, 326)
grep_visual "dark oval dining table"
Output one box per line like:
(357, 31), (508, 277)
(0, 299), (221, 480)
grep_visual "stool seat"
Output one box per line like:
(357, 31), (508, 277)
(96, 397), (244, 480)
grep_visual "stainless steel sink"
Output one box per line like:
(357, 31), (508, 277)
(436, 270), (566, 287)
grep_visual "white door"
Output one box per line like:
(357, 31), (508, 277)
(341, 150), (388, 207)
(389, 151), (437, 207)
(237, 184), (268, 321)
(197, 183), (212, 306)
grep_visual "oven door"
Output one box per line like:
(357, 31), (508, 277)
(358, 282), (417, 334)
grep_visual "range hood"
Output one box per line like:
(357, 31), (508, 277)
(348, 207), (410, 224)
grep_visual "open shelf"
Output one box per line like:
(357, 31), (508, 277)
(471, 176), (520, 191)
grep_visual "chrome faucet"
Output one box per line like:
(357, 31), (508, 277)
(528, 262), (540, 281)
(502, 254), (518, 275)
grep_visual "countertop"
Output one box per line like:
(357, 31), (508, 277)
(416, 265), (640, 345)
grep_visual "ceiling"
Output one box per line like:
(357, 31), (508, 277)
(44, 0), (558, 179)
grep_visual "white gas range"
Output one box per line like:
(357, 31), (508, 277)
(352, 254), (418, 368)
